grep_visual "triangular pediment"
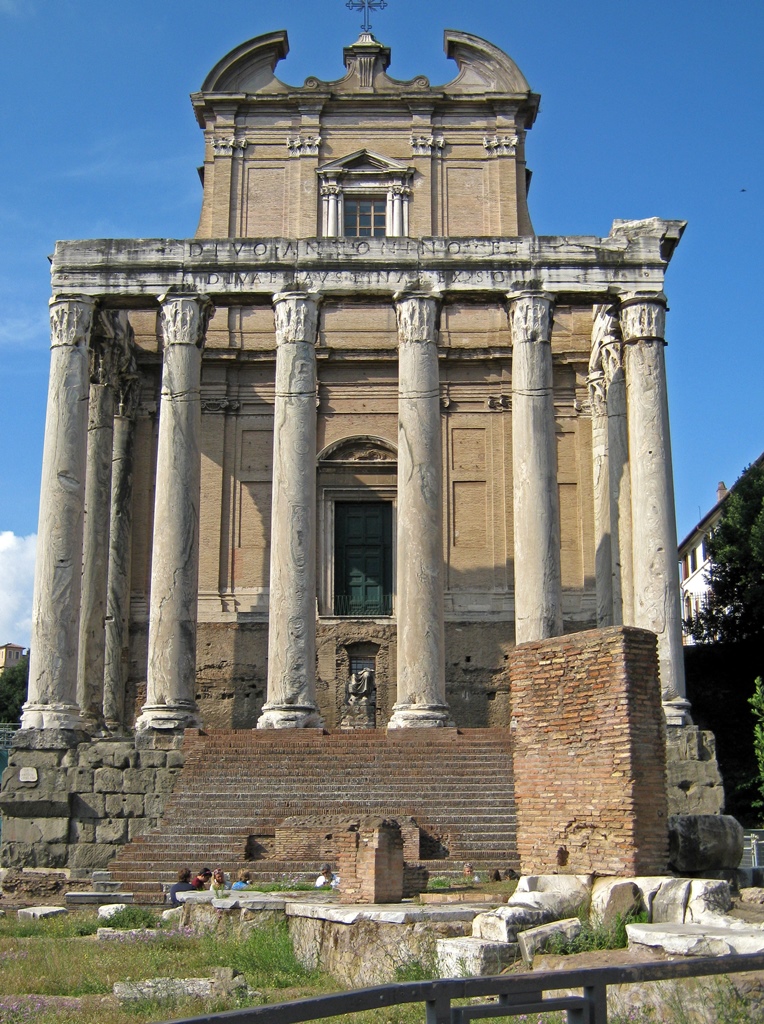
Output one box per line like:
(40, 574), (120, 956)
(318, 150), (411, 176)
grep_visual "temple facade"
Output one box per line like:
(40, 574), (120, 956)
(23, 28), (691, 739)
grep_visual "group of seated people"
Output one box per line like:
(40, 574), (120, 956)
(169, 862), (341, 906)
(169, 867), (253, 906)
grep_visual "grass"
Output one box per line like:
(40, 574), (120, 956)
(542, 909), (649, 955)
(0, 907), (761, 1024)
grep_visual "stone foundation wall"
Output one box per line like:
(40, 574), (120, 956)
(0, 737), (182, 871)
(509, 626), (669, 876)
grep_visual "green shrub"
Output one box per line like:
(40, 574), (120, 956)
(103, 906), (158, 930)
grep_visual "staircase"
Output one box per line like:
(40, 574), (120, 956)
(109, 728), (518, 903)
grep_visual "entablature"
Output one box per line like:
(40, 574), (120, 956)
(51, 223), (683, 306)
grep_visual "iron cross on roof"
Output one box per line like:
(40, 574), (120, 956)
(346, 0), (388, 33)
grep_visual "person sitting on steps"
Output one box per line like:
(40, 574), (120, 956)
(169, 868), (195, 906)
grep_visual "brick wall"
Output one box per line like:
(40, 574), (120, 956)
(337, 818), (404, 904)
(510, 626), (669, 876)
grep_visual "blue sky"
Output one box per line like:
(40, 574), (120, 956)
(0, 0), (762, 644)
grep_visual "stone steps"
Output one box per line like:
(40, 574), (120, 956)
(109, 728), (518, 898)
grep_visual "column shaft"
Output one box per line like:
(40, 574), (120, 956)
(602, 326), (634, 626)
(103, 380), (138, 733)
(76, 325), (116, 733)
(621, 296), (689, 724)
(258, 293), (323, 729)
(136, 295), (211, 732)
(508, 292), (563, 643)
(588, 366), (612, 627)
(21, 297), (95, 733)
(388, 294), (451, 728)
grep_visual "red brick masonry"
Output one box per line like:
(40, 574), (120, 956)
(510, 626), (669, 876)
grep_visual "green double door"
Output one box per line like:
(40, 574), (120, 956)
(334, 502), (393, 616)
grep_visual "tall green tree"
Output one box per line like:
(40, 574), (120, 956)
(0, 654), (28, 724)
(688, 461), (764, 644)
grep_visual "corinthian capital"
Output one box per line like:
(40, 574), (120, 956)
(273, 292), (320, 345)
(394, 293), (441, 343)
(159, 294), (213, 349)
(507, 292), (554, 344)
(619, 295), (667, 343)
(49, 296), (96, 349)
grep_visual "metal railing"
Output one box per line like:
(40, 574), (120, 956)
(0, 724), (19, 749)
(158, 952), (764, 1024)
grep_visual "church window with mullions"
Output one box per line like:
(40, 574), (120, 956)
(344, 198), (386, 237)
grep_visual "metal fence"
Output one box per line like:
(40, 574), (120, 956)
(741, 830), (764, 869)
(157, 952), (764, 1024)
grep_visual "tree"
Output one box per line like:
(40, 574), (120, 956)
(0, 654), (28, 724)
(687, 461), (764, 644)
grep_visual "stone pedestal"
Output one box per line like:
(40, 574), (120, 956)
(103, 376), (138, 733)
(21, 297), (95, 736)
(136, 295), (212, 733)
(258, 293), (323, 729)
(76, 320), (117, 734)
(507, 292), (562, 643)
(621, 296), (690, 725)
(388, 294), (451, 729)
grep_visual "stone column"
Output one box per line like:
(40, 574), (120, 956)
(507, 292), (563, 643)
(600, 307), (634, 626)
(257, 293), (323, 729)
(620, 295), (690, 725)
(587, 336), (612, 628)
(103, 322), (139, 734)
(21, 296), (95, 735)
(136, 295), (212, 733)
(76, 312), (119, 733)
(388, 294), (451, 729)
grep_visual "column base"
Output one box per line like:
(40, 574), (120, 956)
(387, 703), (454, 729)
(663, 696), (693, 728)
(257, 704), (324, 729)
(134, 703), (201, 733)
(19, 701), (86, 733)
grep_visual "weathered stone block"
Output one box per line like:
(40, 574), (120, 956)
(668, 815), (744, 873)
(138, 750), (168, 769)
(122, 768), (155, 794)
(0, 817), (70, 845)
(69, 820), (96, 843)
(70, 843), (120, 871)
(685, 879), (732, 924)
(18, 906), (68, 920)
(98, 903), (128, 919)
(143, 793), (167, 818)
(590, 880), (641, 929)
(651, 878), (690, 923)
(1, 842), (69, 869)
(95, 818), (128, 844)
(70, 792), (106, 819)
(9, 751), (64, 769)
(93, 767), (123, 793)
(153, 770), (179, 795)
(627, 922), (764, 957)
(105, 793), (144, 818)
(517, 917), (581, 964)
(128, 818), (152, 840)
(108, 743), (137, 769)
(166, 750), (185, 768)
(436, 936), (518, 977)
(0, 768), (70, 817)
(67, 767), (94, 792)
(78, 745), (107, 769)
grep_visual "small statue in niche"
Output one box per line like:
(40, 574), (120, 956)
(341, 668), (376, 729)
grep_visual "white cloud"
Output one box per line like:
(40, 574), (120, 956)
(0, 532), (36, 648)
(0, 307), (49, 350)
